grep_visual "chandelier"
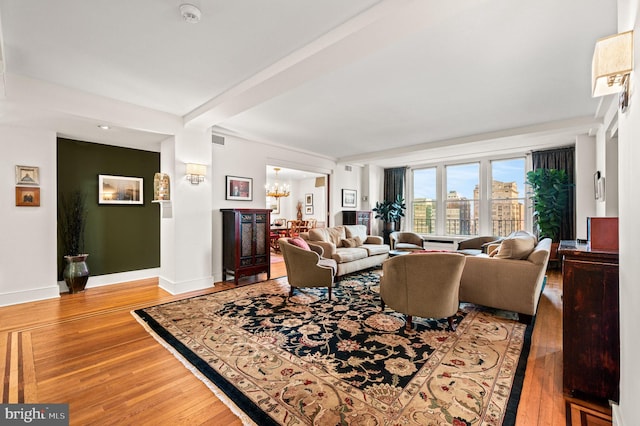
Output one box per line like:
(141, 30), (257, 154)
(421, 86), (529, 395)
(265, 168), (290, 198)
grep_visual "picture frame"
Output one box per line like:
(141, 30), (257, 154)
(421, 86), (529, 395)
(342, 189), (357, 208)
(226, 176), (253, 201)
(594, 171), (605, 201)
(98, 174), (144, 205)
(15, 187), (40, 207)
(305, 193), (313, 206)
(267, 197), (280, 214)
(305, 205), (313, 215)
(15, 165), (40, 186)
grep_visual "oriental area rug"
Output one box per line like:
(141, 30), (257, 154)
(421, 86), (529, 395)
(133, 270), (532, 425)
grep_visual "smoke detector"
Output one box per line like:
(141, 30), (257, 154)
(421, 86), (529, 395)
(179, 3), (201, 24)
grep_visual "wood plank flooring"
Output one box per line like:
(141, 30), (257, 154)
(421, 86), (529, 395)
(1, 260), (564, 425)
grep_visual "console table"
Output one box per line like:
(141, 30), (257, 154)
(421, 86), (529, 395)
(558, 240), (619, 406)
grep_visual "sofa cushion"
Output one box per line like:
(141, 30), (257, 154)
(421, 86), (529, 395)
(345, 225), (368, 242)
(309, 226), (346, 247)
(288, 237), (310, 251)
(341, 236), (363, 247)
(494, 231), (536, 259)
(333, 247), (368, 263)
(363, 244), (390, 256)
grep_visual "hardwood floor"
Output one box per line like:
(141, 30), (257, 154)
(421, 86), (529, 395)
(1, 262), (563, 425)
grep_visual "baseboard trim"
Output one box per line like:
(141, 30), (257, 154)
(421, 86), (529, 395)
(0, 286), (60, 307)
(158, 276), (214, 295)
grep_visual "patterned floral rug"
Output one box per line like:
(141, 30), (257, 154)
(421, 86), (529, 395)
(133, 270), (532, 425)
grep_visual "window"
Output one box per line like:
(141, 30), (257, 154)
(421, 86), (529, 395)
(446, 163), (479, 236)
(490, 158), (525, 236)
(411, 157), (527, 237)
(412, 168), (436, 234)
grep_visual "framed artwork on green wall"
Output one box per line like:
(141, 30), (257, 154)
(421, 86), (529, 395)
(98, 174), (144, 205)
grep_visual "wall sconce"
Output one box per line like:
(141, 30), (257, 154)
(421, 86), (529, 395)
(185, 163), (206, 184)
(592, 30), (634, 112)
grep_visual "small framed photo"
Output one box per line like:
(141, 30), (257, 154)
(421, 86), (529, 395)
(99, 174), (143, 205)
(16, 187), (40, 207)
(305, 193), (313, 206)
(342, 189), (357, 208)
(15, 165), (40, 186)
(226, 176), (253, 201)
(268, 197), (280, 214)
(305, 206), (313, 215)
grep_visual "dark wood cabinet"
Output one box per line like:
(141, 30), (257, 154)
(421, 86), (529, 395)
(342, 210), (372, 234)
(559, 241), (619, 404)
(222, 209), (271, 284)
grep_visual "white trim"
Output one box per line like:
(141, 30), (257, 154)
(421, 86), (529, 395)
(158, 275), (214, 295)
(0, 285), (60, 307)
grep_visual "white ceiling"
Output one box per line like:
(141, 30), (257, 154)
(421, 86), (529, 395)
(0, 0), (618, 164)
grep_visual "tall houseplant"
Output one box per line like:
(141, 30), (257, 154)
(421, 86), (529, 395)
(373, 195), (406, 244)
(525, 168), (570, 261)
(58, 190), (90, 293)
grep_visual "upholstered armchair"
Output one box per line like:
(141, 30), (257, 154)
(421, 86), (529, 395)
(380, 252), (466, 331)
(279, 238), (337, 299)
(456, 235), (502, 256)
(389, 231), (424, 251)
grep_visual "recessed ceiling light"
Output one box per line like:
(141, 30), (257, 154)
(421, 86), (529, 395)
(98, 125), (111, 130)
(180, 3), (201, 24)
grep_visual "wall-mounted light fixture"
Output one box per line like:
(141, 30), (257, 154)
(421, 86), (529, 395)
(592, 30), (634, 112)
(185, 163), (206, 184)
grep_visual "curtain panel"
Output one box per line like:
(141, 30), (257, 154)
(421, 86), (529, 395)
(531, 146), (576, 240)
(383, 168), (405, 231)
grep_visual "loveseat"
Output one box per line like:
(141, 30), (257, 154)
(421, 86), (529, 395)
(459, 231), (551, 323)
(304, 225), (390, 276)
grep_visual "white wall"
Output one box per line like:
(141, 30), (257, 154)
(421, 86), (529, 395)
(575, 134), (597, 239)
(0, 127), (59, 306)
(614, 1), (640, 424)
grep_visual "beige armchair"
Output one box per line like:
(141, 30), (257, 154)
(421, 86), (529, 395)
(389, 231), (424, 251)
(456, 235), (502, 255)
(380, 252), (466, 331)
(279, 238), (337, 299)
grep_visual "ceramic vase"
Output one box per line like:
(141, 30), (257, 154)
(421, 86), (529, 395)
(63, 254), (90, 293)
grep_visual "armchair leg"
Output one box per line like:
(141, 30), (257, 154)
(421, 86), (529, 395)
(405, 315), (413, 331)
(380, 298), (385, 311)
(447, 316), (457, 332)
(289, 286), (294, 298)
(328, 286), (332, 300)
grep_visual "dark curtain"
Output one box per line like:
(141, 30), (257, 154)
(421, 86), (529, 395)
(383, 167), (405, 231)
(532, 146), (575, 240)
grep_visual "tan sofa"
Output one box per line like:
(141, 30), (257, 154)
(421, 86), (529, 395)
(459, 236), (551, 323)
(304, 225), (390, 276)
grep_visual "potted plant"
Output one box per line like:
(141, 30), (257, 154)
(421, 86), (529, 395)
(525, 168), (570, 261)
(373, 195), (406, 244)
(58, 190), (90, 293)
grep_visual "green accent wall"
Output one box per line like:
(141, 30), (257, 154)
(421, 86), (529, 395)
(57, 138), (160, 278)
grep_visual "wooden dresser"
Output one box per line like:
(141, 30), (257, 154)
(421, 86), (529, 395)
(221, 209), (271, 284)
(558, 240), (619, 410)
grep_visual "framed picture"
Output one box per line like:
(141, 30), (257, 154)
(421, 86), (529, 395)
(305, 206), (313, 215)
(16, 187), (40, 206)
(268, 197), (280, 214)
(98, 174), (144, 205)
(342, 189), (357, 208)
(15, 165), (40, 186)
(305, 193), (313, 206)
(226, 176), (253, 201)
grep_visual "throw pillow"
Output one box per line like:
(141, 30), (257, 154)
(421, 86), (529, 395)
(289, 237), (311, 251)
(341, 237), (363, 248)
(494, 233), (536, 259)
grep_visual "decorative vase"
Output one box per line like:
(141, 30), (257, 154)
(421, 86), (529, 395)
(296, 202), (303, 220)
(63, 254), (90, 294)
